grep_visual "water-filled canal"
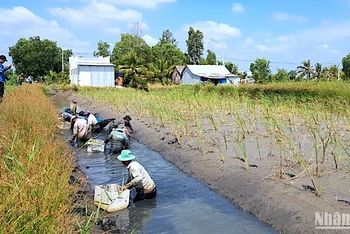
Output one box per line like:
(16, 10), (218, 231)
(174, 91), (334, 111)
(75, 138), (277, 234)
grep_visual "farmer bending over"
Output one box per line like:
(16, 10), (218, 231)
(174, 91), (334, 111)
(69, 116), (89, 143)
(118, 150), (157, 202)
(84, 110), (100, 133)
(109, 115), (133, 137)
(104, 125), (129, 154)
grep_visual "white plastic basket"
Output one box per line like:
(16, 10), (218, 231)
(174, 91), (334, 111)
(87, 139), (105, 152)
(94, 184), (130, 212)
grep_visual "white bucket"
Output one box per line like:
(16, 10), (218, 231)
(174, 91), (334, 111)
(94, 184), (130, 212)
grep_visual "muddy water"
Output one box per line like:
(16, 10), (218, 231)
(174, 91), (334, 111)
(74, 136), (277, 234)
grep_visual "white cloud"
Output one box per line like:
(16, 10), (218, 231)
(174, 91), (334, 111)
(105, 27), (122, 36)
(277, 36), (293, 43)
(255, 44), (290, 53)
(48, 1), (143, 26)
(0, 6), (89, 50)
(142, 34), (158, 46)
(242, 37), (255, 47)
(293, 20), (350, 43)
(272, 12), (307, 22)
(315, 44), (329, 50)
(232, 3), (244, 12)
(92, 0), (176, 9)
(182, 21), (241, 40)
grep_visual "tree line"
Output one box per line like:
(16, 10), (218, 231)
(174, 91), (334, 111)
(7, 29), (350, 87)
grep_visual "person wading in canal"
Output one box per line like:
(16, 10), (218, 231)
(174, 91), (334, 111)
(104, 125), (129, 154)
(118, 150), (157, 202)
(69, 116), (89, 144)
(109, 115), (134, 137)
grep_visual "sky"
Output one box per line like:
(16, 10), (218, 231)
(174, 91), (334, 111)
(2, 0), (350, 72)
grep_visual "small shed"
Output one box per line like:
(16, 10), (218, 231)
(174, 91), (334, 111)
(69, 56), (115, 87)
(181, 65), (240, 85)
(171, 65), (185, 85)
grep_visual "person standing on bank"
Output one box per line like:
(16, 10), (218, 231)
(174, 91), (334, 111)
(118, 150), (157, 202)
(0, 55), (12, 103)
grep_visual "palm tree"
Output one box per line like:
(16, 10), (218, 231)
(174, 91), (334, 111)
(297, 59), (315, 79)
(314, 63), (322, 79)
(148, 59), (173, 85)
(118, 51), (148, 90)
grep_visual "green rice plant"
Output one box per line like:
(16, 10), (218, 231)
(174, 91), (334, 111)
(233, 111), (249, 170)
(196, 115), (206, 154)
(304, 114), (320, 176)
(220, 130), (229, 150)
(246, 104), (262, 159)
(294, 147), (321, 196)
(270, 117), (288, 179)
(208, 113), (218, 132)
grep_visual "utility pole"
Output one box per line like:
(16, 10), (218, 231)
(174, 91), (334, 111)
(221, 43), (224, 64)
(61, 49), (64, 73)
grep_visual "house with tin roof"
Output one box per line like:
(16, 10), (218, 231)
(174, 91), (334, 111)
(180, 65), (240, 86)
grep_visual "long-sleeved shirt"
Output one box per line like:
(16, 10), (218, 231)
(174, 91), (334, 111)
(0, 64), (10, 83)
(126, 161), (156, 194)
(73, 118), (88, 139)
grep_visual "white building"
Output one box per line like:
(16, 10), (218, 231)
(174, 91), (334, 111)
(69, 56), (115, 87)
(181, 65), (240, 85)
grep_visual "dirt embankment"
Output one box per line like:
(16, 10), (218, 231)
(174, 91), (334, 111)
(54, 89), (350, 234)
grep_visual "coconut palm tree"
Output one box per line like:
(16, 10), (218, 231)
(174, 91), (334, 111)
(148, 58), (173, 85)
(118, 51), (148, 90)
(314, 63), (322, 79)
(297, 59), (315, 79)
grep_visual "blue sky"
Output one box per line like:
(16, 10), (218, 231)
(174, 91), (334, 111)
(2, 0), (350, 72)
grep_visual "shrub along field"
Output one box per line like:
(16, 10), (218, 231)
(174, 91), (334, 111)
(78, 81), (350, 197)
(0, 85), (77, 233)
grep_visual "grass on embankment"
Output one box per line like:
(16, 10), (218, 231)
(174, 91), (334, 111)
(0, 85), (78, 233)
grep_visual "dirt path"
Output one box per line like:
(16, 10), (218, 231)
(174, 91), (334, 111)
(53, 89), (349, 234)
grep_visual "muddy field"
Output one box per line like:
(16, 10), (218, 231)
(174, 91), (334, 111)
(53, 89), (350, 234)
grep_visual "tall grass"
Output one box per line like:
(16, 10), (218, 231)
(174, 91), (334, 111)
(0, 85), (78, 233)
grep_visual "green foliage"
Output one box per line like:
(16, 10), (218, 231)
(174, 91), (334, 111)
(44, 70), (70, 85)
(9, 36), (64, 78)
(225, 62), (238, 74)
(93, 41), (111, 57)
(342, 53), (350, 79)
(159, 29), (177, 45)
(206, 50), (217, 65)
(3, 69), (17, 85)
(111, 34), (151, 66)
(272, 68), (289, 82)
(249, 58), (271, 83)
(186, 27), (204, 65)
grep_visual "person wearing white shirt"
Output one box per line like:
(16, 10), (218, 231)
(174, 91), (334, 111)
(118, 150), (157, 202)
(85, 110), (99, 133)
(69, 116), (89, 143)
